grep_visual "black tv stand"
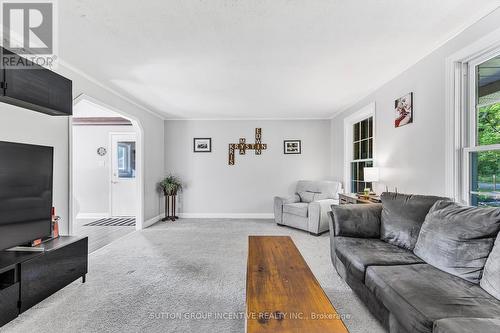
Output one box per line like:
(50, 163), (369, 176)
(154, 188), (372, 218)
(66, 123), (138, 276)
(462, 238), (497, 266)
(0, 236), (88, 327)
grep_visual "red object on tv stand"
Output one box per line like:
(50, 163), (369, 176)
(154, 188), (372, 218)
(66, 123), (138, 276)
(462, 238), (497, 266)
(52, 207), (60, 238)
(31, 207), (60, 246)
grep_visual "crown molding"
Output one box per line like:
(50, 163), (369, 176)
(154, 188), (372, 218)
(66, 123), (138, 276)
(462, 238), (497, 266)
(165, 117), (331, 121)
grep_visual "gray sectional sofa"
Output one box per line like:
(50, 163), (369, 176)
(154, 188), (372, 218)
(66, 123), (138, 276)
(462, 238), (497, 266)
(328, 192), (500, 333)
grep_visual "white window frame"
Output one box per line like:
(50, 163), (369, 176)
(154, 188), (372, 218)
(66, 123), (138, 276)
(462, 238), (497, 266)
(463, 52), (500, 204)
(344, 102), (376, 193)
(445, 27), (500, 204)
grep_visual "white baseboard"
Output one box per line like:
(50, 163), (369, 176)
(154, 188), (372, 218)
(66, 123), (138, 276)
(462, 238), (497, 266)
(178, 213), (275, 219)
(143, 214), (163, 228)
(75, 213), (110, 220)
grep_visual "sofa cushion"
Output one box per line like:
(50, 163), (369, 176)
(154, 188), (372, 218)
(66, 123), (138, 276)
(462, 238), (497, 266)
(283, 202), (308, 217)
(365, 264), (500, 333)
(434, 318), (500, 333)
(298, 191), (330, 203)
(331, 204), (381, 238)
(481, 233), (500, 300)
(297, 191), (315, 203)
(414, 201), (500, 284)
(334, 237), (424, 282)
(380, 192), (448, 250)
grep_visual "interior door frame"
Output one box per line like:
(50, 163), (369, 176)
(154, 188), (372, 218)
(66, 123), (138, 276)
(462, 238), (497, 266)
(109, 132), (138, 217)
(69, 94), (145, 233)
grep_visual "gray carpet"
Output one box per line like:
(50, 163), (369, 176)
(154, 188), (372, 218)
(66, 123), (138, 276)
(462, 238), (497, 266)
(1, 219), (384, 333)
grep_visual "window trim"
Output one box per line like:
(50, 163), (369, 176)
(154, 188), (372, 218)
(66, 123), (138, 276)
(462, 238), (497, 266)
(445, 27), (500, 203)
(344, 102), (376, 194)
(464, 54), (500, 204)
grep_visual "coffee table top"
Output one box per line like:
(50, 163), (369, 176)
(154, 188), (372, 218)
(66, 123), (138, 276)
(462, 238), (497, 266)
(246, 236), (349, 333)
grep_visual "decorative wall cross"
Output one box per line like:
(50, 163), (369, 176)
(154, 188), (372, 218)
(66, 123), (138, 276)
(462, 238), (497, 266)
(228, 128), (268, 165)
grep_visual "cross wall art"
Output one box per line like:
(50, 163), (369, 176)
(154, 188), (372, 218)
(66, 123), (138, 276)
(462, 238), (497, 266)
(228, 128), (268, 165)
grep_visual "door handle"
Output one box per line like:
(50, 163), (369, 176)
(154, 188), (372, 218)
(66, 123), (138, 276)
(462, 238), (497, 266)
(111, 180), (118, 184)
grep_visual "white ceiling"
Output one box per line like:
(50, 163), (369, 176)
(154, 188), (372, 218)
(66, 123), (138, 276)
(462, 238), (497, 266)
(59, 0), (500, 119)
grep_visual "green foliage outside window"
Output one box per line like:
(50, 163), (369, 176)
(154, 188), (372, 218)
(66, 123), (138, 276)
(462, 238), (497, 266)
(477, 103), (499, 183)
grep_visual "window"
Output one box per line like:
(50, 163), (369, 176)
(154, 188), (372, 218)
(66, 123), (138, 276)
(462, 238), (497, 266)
(351, 117), (374, 193)
(467, 55), (500, 207)
(117, 141), (136, 178)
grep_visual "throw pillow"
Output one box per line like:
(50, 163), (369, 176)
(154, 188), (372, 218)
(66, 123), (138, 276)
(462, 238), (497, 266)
(380, 192), (448, 250)
(298, 191), (315, 203)
(481, 233), (500, 300)
(414, 200), (500, 284)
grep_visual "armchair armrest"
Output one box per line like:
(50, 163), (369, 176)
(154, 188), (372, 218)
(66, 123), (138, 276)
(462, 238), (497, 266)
(273, 194), (300, 224)
(308, 199), (337, 234)
(330, 204), (382, 238)
(274, 194), (300, 205)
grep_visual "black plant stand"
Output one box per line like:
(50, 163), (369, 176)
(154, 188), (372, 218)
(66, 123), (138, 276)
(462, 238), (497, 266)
(162, 194), (178, 222)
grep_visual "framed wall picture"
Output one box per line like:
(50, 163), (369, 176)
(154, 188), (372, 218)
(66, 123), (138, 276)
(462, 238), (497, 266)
(284, 140), (301, 154)
(394, 92), (413, 128)
(193, 138), (212, 153)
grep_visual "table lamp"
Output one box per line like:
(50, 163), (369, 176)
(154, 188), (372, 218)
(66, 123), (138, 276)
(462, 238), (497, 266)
(363, 167), (379, 195)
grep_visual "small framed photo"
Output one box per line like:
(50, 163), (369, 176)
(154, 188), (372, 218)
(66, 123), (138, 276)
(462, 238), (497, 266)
(193, 138), (212, 153)
(284, 140), (301, 154)
(394, 92), (413, 128)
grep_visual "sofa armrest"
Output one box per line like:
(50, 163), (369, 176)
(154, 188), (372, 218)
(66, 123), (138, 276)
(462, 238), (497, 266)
(273, 194), (300, 224)
(330, 204), (382, 238)
(308, 199), (336, 234)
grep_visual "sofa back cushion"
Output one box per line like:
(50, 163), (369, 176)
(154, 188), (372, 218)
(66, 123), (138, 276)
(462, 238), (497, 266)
(331, 204), (382, 238)
(481, 233), (500, 300)
(380, 192), (448, 250)
(296, 180), (342, 200)
(414, 201), (500, 284)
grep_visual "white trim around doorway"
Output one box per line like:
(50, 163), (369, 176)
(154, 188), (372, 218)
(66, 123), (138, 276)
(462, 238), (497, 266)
(69, 94), (145, 234)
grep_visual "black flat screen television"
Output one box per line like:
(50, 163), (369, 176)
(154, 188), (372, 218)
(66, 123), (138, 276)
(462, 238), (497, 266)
(0, 141), (53, 251)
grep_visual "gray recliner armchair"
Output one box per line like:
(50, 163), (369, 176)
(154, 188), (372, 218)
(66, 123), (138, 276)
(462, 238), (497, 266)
(274, 180), (342, 235)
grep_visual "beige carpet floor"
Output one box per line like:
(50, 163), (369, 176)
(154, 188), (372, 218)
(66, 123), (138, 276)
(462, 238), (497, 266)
(1, 219), (384, 333)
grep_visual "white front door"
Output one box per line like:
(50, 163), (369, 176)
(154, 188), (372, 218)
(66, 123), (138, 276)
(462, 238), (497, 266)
(110, 133), (137, 217)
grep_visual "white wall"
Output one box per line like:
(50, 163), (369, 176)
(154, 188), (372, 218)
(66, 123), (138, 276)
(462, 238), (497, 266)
(164, 120), (331, 216)
(0, 62), (165, 235)
(330, 7), (500, 196)
(73, 125), (138, 218)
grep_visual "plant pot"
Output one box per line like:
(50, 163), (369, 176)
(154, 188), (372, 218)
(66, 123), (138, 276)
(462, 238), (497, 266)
(162, 194), (178, 222)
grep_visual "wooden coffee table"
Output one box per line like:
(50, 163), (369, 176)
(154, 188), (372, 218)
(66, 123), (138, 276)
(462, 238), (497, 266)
(246, 236), (349, 333)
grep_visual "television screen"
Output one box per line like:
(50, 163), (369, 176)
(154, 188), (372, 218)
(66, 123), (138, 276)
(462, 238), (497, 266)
(0, 141), (53, 251)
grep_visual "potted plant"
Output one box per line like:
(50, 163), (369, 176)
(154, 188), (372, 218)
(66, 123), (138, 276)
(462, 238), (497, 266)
(159, 175), (183, 221)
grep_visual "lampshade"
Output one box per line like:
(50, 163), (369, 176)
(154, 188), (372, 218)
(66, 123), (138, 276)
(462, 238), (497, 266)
(364, 167), (380, 182)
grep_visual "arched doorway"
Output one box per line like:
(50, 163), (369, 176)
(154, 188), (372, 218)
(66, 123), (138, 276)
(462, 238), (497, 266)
(69, 94), (145, 252)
